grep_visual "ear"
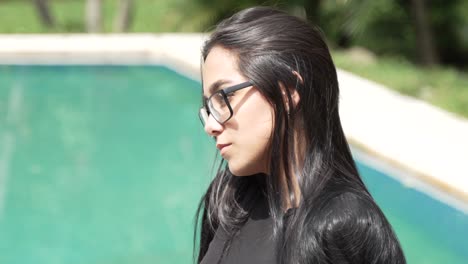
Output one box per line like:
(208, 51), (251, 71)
(282, 86), (300, 108)
(282, 70), (303, 106)
(280, 84), (301, 114)
(290, 71), (302, 107)
(292, 70), (303, 84)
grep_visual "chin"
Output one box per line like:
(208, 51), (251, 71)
(227, 166), (243, 177)
(228, 163), (261, 177)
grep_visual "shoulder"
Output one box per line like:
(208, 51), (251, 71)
(298, 191), (406, 264)
(316, 191), (393, 241)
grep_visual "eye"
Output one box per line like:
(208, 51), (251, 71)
(218, 95), (228, 107)
(224, 92), (236, 103)
(212, 93), (226, 106)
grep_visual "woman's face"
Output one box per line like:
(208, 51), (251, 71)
(202, 46), (274, 176)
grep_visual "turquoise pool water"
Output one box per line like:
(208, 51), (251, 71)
(0, 65), (467, 264)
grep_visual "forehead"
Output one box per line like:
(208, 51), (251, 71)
(202, 46), (243, 96)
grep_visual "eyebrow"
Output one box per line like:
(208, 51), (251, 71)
(203, 79), (231, 100)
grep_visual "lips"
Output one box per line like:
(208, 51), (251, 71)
(216, 143), (232, 151)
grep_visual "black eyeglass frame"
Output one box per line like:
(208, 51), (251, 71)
(199, 81), (254, 126)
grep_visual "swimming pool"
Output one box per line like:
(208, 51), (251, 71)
(0, 65), (466, 264)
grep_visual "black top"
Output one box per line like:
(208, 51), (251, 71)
(199, 174), (406, 264)
(200, 175), (293, 264)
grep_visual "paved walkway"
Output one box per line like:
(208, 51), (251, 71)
(1, 33), (467, 207)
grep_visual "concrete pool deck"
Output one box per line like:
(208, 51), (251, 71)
(1, 33), (467, 210)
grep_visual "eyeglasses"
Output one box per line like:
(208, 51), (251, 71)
(199, 81), (254, 127)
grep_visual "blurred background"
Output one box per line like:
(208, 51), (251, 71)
(0, 0), (467, 264)
(1, 0), (468, 116)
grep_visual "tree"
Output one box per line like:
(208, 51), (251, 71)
(86, 0), (102, 33)
(113, 0), (134, 32)
(298, 0), (322, 25)
(33, 0), (55, 28)
(410, 0), (438, 66)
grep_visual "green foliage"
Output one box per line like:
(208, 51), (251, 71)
(320, 0), (417, 58)
(320, 0), (468, 67)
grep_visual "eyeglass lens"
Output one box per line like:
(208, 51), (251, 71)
(199, 92), (232, 126)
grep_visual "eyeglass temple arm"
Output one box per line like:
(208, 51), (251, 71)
(223, 81), (253, 94)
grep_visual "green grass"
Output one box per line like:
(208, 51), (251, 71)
(332, 50), (468, 118)
(0, 0), (207, 33)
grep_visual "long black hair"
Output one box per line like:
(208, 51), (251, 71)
(194, 6), (406, 264)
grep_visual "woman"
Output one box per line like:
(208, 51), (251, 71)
(195, 6), (406, 264)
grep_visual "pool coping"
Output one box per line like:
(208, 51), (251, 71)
(1, 33), (467, 210)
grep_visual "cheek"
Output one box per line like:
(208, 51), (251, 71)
(229, 94), (273, 175)
(238, 94), (273, 143)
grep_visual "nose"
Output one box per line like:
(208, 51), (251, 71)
(204, 114), (224, 137)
